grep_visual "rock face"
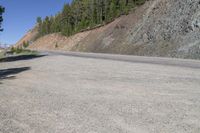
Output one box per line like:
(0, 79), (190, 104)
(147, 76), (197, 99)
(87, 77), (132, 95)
(126, 0), (200, 59)
(19, 0), (200, 59)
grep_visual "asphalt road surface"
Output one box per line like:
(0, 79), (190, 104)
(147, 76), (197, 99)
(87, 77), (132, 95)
(0, 52), (200, 133)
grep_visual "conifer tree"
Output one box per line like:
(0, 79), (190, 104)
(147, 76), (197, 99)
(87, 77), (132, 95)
(0, 5), (5, 32)
(36, 0), (146, 37)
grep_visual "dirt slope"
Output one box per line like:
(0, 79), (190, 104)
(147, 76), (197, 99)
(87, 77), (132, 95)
(29, 31), (91, 51)
(18, 0), (200, 59)
(15, 26), (38, 48)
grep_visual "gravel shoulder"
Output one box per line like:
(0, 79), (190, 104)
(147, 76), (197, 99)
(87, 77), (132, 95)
(0, 53), (200, 133)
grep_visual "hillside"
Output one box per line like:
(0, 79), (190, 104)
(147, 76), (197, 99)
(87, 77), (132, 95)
(17, 0), (200, 59)
(15, 26), (38, 48)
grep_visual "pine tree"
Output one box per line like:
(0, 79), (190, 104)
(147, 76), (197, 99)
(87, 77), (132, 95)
(109, 1), (117, 20)
(36, 0), (146, 38)
(0, 5), (5, 32)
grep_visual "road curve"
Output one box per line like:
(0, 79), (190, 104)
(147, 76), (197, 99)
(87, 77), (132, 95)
(42, 50), (200, 69)
(0, 52), (200, 133)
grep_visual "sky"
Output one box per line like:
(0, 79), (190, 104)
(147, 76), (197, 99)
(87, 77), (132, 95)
(0, 0), (71, 45)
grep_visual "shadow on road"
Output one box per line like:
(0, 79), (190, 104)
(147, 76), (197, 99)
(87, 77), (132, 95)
(0, 54), (46, 63)
(0, 67), (31, 83)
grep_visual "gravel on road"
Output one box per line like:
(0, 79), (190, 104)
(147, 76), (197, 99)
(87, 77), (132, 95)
(0, 53), (200, 133)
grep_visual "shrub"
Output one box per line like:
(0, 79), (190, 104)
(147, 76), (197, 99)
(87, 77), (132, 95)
(22, 41), (29, 48)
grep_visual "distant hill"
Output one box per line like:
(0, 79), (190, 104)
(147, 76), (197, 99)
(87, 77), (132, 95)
(16, 0), (200, 59)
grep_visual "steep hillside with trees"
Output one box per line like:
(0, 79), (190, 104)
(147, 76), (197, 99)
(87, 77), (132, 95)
(36, 0), (145, 38)
(17, 0), (200, 59)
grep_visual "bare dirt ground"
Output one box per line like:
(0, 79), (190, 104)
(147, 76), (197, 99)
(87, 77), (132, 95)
(0, 52), (200, 133)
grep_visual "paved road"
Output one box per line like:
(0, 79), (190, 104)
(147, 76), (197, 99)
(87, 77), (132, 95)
(0, 52), (200, 133)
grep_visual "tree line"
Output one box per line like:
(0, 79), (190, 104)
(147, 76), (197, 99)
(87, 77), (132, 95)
(36, 0), (146, 37)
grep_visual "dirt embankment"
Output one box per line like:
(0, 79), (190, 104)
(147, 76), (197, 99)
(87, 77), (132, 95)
(17, 0), (200, 59)
(15, 26), (38, 48)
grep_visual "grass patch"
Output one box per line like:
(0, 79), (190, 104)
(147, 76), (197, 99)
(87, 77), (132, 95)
(0, 53), (3, 59)
(0, 50), (5, 59)
(10, 47), (38, 56)
(0, 48), (40, 62)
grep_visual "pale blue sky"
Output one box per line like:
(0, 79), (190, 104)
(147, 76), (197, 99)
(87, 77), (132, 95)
(0, 0), (71, 45)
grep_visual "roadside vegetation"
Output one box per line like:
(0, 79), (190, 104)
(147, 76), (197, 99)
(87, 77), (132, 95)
(0, 50), (5, 59)
(22, 41), (30, 48)
(36, 0), (146, 38)
(1, 47), (38, 60)
(10, 47), (38, 55)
